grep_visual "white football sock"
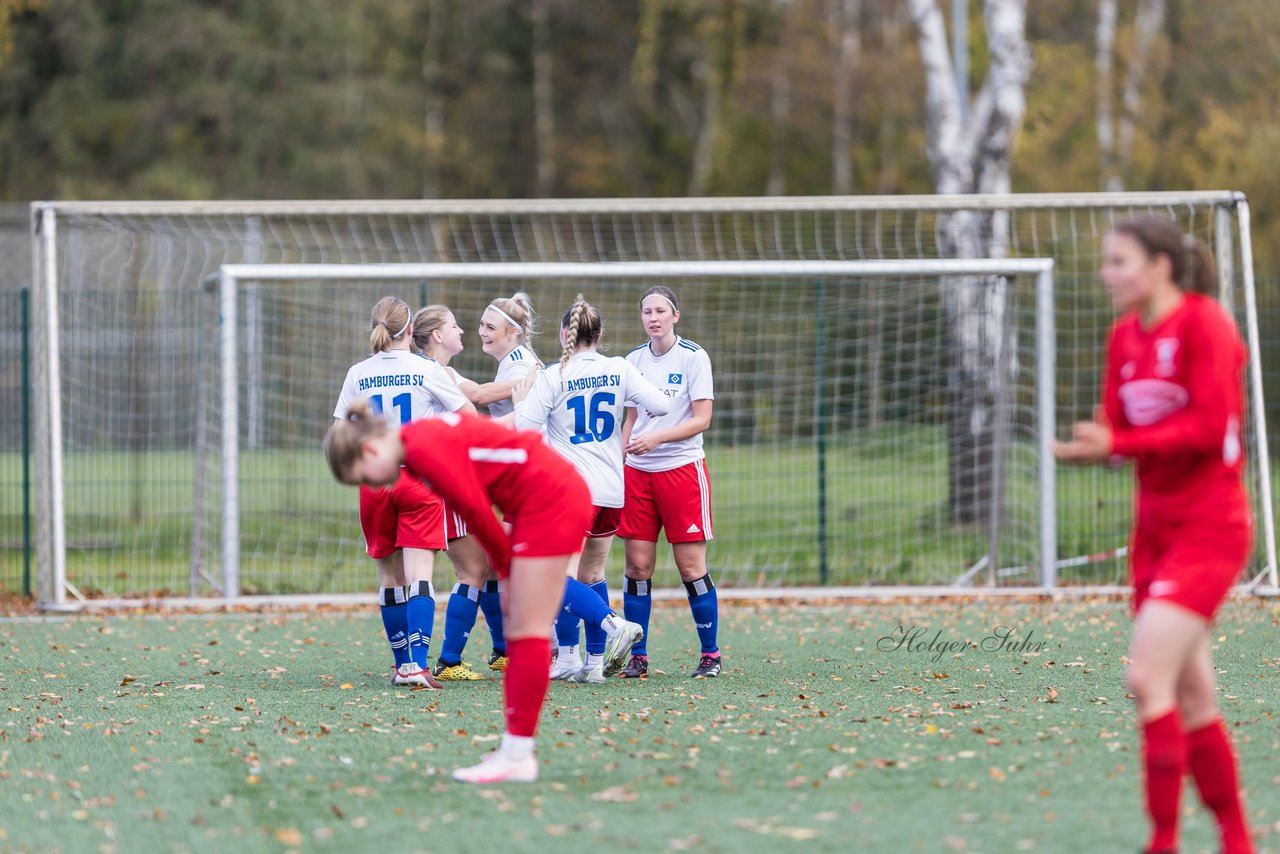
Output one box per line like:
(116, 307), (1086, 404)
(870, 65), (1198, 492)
(501, 733), (535, 760)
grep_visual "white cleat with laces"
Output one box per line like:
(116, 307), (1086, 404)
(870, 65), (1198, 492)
(550, 650), (582, 681)
(569, 661), (607, 683)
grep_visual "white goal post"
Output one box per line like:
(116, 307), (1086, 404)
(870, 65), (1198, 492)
(27, 192), (1279, 608)
(210, 259), (1060, 605)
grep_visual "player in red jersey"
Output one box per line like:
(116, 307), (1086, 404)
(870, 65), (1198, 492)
(411, 304), (508, 679)
(1053, 218), (1255, 854)
(325, 402), (594, 785)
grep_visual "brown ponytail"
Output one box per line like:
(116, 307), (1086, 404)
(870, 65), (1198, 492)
(324, 399), (391, 480)
(369, 297), (412, 353)
(1111, 217), (1218, 297)
(558, 295), (603, 389)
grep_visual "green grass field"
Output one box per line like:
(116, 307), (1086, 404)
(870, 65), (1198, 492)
(0, 431), (1143, 596)
(2, 600), (1278, 853)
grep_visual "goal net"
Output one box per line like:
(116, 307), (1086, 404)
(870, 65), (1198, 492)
(26, 194), (1276, 606)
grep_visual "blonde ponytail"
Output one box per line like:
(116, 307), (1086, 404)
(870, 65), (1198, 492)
(369, 297), (411, 353)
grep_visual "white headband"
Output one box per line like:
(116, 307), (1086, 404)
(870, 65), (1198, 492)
(642, 294), (677, 312)
(487, 303), (522, 330)
(373, 300), (411, 339)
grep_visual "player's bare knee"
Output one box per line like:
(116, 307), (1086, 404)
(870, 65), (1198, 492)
(1124, 662), (1151, 703)
(625, 562), (655, 581)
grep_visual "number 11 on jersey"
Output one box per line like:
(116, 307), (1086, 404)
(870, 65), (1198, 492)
(370, 392), (412, 425)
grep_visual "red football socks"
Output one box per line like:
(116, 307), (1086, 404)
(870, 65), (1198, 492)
(1187, 718), (1254, 854)
(503, 636), (552, 738)
(1142, 709), (1185, 852)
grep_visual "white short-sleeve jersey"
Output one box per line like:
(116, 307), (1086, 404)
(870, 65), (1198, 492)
(515, 352), (670, 507)
(333, 350), (469, 424)
(624, 336), (714, 473)
(486, 345), (538, 418)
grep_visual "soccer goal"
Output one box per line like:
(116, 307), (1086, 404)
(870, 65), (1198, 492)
(24, 194), (1278, 608)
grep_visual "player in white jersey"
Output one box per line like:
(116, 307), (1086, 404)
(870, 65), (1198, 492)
(476, 292), (540, 418)
(514, 295), (670, 682)
(409, 305), (509, 680)
(333, 297), (475, 690)
(617, 286), (722, 679)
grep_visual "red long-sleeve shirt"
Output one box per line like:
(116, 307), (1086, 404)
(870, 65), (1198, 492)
(1102, 293), (1250, 529)
(398, 411), (570, 576)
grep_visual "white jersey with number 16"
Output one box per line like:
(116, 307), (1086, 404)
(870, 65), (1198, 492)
(515, 352), (670, 508)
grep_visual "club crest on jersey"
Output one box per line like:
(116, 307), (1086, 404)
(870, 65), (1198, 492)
(1117, 378), (1189, 426)
(668, 373), (683, 385)
(1120, 361), (1136, 380)
(1154, 338), (1179, 377)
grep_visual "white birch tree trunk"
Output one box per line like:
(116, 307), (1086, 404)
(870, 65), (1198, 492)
(1095, 0), (1117, 190)
(1111, 0), (1166, 191)
(907, 0), (1030, 526)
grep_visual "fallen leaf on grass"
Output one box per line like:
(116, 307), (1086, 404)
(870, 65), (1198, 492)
(340, 683), (354, 690)
(590, 785), (637, 803)
(1046, 687), (1059, 703)
(177, 684), (205, 691)
(273, 828), (303, 846)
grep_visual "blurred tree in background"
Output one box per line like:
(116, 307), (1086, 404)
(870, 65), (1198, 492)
(0, 0), (1278, 268)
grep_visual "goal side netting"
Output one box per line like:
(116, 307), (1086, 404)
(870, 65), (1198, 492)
(24, 194), (1276, 606)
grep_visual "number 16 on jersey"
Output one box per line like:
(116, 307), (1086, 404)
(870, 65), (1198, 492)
(566, 392), (615, 445)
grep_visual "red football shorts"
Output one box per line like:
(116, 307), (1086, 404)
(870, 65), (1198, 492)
(587, 505), (623, 539)
(500, 468), (593, 573)
(618, 459), (714, 544)
(358, 469), (447, 559)
(1130, 518), (1252, 619)
(445, 503), (468, 541)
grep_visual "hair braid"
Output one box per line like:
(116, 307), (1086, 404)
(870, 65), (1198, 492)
(559, 294), (588, 390)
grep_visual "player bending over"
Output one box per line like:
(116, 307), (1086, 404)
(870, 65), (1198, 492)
(618, 286), (722, 679)
(514, 295), (670, 682)
(410, 305), (507, 680)
(1053, 218), (1256, 854)
(326, 403), (597, 784)
(333, 297), (476, 690)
